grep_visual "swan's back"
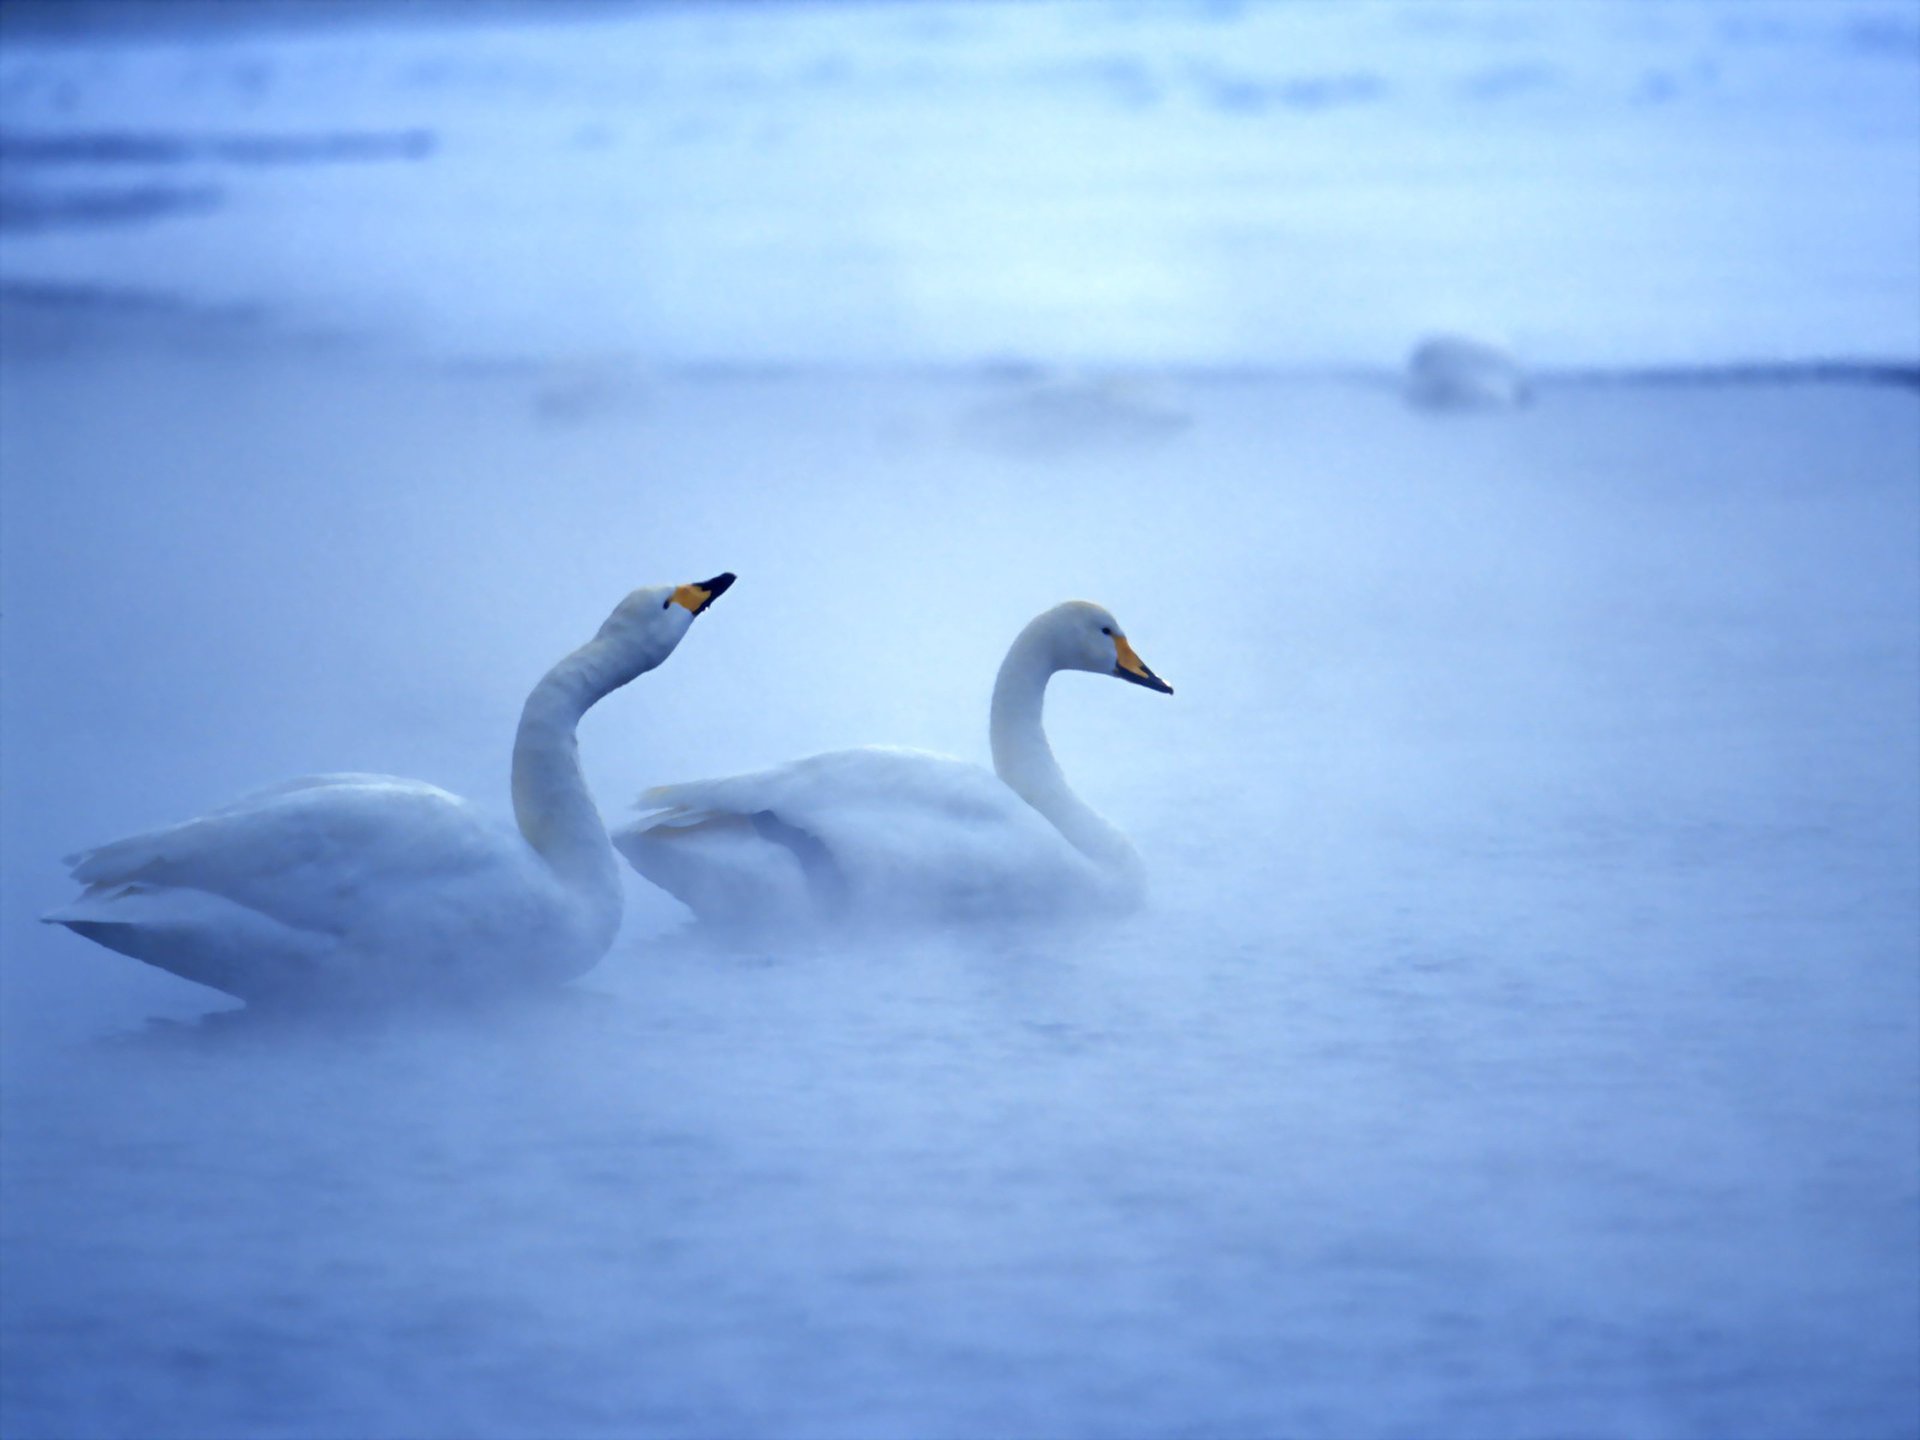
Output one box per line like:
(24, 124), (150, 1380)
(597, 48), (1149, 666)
(618, 746), (1105, 931)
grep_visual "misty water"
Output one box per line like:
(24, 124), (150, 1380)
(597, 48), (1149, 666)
(4, 4), (1919, 1438)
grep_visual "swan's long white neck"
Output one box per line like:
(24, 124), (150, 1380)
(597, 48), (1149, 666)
(512, 629), (655, 930)
(989, 615), (1144, 893)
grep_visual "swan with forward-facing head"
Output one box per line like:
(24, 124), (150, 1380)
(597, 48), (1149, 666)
(46, 574), (736, 1005)
(616, 600), (1171, 932)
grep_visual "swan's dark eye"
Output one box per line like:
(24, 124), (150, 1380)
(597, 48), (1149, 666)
(1100, 626), (1112, 636)
(662, 598), (673, 610)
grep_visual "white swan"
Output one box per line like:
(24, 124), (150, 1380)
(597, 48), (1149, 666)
(45, 574), (736, 1005)
(615, 600), (1171, 932)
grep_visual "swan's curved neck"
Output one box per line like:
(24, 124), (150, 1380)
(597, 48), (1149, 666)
(989, 618), (1142, 889)
(512, 632), (646, 908)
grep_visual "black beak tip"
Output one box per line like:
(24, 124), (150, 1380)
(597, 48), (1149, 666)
(698, 572), (737, 604)
(1118, 665), (1174, 695)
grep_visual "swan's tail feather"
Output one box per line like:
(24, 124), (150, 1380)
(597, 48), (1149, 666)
(62, 811), (247, 885)
(44, 881), (152, 919)
(62, 831), (184, 887)
(41, 883), (333, 1001)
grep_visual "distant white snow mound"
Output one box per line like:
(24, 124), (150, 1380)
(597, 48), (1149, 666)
(1404, 334), (1532, 411)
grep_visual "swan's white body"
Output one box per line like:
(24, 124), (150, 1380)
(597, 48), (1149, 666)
(46, 576), (734, 1005)
(616, 601), (1170, 932)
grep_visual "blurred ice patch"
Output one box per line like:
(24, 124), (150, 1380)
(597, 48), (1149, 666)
(1404, 333), (1533, 411)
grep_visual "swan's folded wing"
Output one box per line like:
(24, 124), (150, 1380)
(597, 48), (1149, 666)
(65, 775), (427, 880)
(627, 747), (1096, 918)
(60, 776), (512, 935)
(637, 748), (1014, 824)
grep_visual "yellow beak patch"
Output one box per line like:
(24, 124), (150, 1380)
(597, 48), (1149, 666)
(671, 582), (715, 614)
(1113, 633), (1173, 693)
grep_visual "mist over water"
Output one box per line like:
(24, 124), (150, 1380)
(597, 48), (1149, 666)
(4, 3), (1919, 1438)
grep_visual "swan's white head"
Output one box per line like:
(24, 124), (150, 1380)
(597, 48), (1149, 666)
(1044, 600), (1173, 694)
(592, 572), (736, 675)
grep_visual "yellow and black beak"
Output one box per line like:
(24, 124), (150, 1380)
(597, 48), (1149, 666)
(671, 572), (736, 616)
(1113, 633), (1173, 694)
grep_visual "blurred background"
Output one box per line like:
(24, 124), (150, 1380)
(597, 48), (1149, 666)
(3, 0), (1916, 368)
(2, 4), (1917, 1438)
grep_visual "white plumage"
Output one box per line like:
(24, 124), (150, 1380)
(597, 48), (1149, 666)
(616, 600), (1172, 934)
(45, 575), (735, 1005)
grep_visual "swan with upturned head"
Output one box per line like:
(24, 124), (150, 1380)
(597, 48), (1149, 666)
(46, 574), (736, 1005)
(616, 599), (1171, 933)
